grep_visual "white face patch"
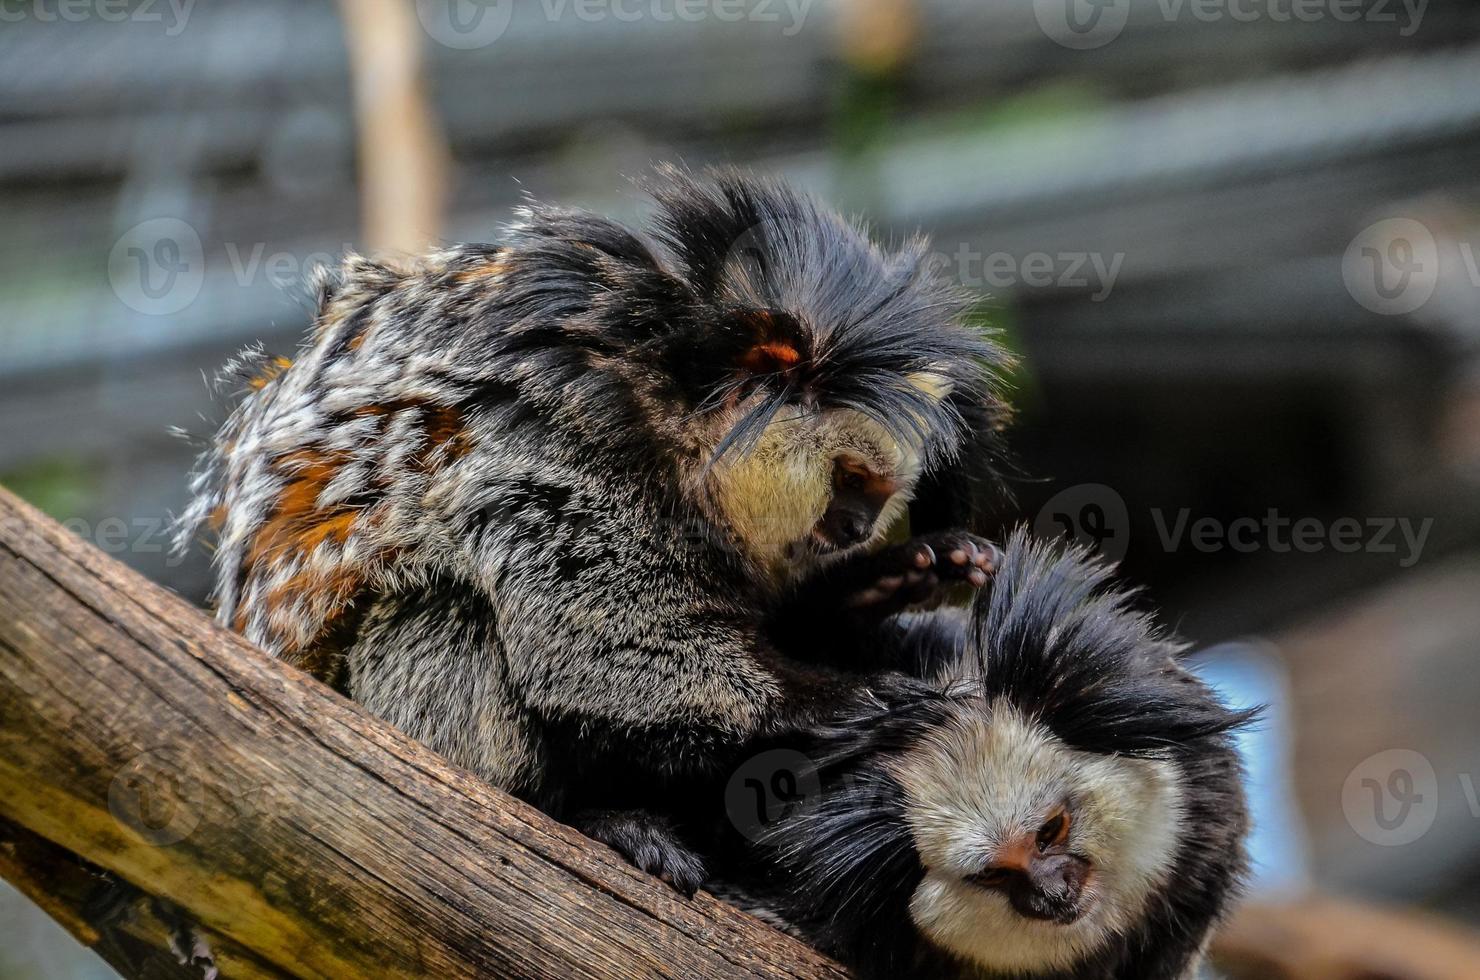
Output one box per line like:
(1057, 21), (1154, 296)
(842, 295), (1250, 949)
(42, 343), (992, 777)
(891, 702), (1185, 975)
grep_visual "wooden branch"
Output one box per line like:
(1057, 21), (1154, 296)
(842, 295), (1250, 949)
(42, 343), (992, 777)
(0, 485), (849, 980)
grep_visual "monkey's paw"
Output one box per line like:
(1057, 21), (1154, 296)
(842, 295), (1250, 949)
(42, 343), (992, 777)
(848, 531), (999, 614)
(576, 809), (707, 897)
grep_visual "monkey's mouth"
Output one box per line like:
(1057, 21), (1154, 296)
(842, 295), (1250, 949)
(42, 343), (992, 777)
(961, 861), (1095, 927)
(807, 523), (872, 557)
(808, 525), (845, 554)
(1015, 896), (1087, 926)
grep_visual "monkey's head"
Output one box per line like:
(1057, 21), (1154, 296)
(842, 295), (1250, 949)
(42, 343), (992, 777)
(637, 168), (1012, 576)
(892, 700), (1191, 974)
(736, 532), (1254, 977)
(699, 370), (945, 574)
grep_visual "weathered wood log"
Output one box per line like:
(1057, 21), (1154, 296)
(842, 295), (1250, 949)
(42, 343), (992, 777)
(0, 485), (850, 980)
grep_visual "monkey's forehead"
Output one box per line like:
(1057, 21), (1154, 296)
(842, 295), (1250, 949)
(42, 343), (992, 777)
(889, 702), (1180, 813)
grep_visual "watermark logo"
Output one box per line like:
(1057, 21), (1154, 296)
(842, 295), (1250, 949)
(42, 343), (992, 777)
(1033, 0), (1131, 50)
(1342, 217), (1439, 316)
(0, 0), (195, 35)
(725, 748), (821, 842)
(1036, 0), (1425, 49)
(417, 0), (814, 49)
(1034, 483), (1132, 562)
(223, 242), (350, 294)
(108, 218), (355, 316)
(1153, 510), (1432, 568)
(415, 0), (515, 50)
(108, 218), (204, 316)
(1342, 749), (1438, 846)
(931, 244), (1125, 301)
(1034, 485), (1433, 568)
(57, 515), (185, 567)
(108, 749), (204, 846)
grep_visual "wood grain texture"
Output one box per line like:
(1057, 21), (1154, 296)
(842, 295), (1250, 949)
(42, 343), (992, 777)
(0, 485), (849, 980)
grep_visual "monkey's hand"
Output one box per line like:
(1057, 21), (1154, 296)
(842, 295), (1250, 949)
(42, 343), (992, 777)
(769, 531), (998, 673)
(575, 809), (707, 897)
(843, 531), (999, 621)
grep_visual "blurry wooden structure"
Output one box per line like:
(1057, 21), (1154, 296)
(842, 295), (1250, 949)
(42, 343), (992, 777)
(1213, 897), (1480, 980)
(0, 486), (847, 979)
(335, 0), (447, 254)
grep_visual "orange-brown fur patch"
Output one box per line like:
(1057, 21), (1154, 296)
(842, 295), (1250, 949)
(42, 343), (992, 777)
(455, 256), (510, 285)
(740, 341), (802, 374)
(351, 400), (471, 469)
(236, 401), (470, 659)
(242, 445), (372, 668)
(419, 404), (472, 466)
(241, 449), (361, 614)
(236, 396), (467, 663)
(247, 356), (294, 391)
(267, 566), (368, 684)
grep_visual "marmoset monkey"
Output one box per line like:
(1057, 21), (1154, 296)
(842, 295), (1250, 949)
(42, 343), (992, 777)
(714, 531), (1254, 978)
(179, 168), (1010, 890)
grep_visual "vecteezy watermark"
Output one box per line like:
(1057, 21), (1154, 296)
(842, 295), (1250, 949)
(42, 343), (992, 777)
(52, 515), (187, 566)
(108, 748), (278, 846)
(1151, 509), (1433, 568)
(1035, 484), (1434, 568)
(223, 241), (352, 294)
(108, 749), (206, 846)
(108, 218), (205, 316)
(1342, 749), (1441, 846)
(416, 0), (813, 50)
(930, 245), (1125, 301)
(108, 217), (353, 316)
(1033, 0), (1132, 50)
(415, 0), (515, 49)
(1034, 483), (1133, 562)
(725, 748), (822, 841)
(1035, 0), (1426, 50)
(1342, 217), (1444, 316)
(0, 0), (195, 35)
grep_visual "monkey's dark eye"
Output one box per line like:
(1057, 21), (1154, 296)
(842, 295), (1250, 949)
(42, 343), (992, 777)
(1036, 808), (1071, 852)
(833, 459), (872, 492)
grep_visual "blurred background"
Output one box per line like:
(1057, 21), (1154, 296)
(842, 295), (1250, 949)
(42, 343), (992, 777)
(4, 0), (1480, 976)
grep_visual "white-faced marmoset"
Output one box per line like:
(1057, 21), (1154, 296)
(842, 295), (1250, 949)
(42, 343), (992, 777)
(178, 168), (1012, 891)
(710, 530), (1255, 978)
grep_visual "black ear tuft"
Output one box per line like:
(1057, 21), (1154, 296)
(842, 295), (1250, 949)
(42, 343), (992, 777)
(646, 164), (784, 300)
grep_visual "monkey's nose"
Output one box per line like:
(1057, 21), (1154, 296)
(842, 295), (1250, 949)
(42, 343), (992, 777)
(836, 514), (872, 545)
(819, 510), (875, 550)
